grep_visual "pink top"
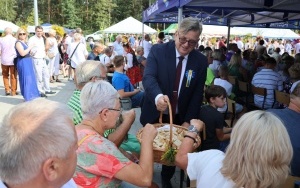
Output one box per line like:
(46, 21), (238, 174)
(74, 129), (132, 187)
(0, 34), (17, 66)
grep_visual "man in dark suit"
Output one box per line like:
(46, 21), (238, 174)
(140, 17), (207, 188)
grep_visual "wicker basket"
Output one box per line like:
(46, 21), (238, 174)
(136, 101), (199, 166)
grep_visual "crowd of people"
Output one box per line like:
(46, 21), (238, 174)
(0, 17), (300, 188)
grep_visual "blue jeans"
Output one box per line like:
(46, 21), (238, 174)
(131, 91), (144, 108)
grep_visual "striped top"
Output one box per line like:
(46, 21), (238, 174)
(252, 69), (283, 109)
(67, 89), (115, 137)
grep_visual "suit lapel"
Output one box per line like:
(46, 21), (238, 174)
(179, 50), (195, 97)
(167, 42), (177, 94)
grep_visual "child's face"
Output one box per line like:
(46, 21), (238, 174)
(211, 95), (226, 108)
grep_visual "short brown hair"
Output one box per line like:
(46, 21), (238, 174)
(113, 55), (124, 68)
(205, 85), (227, 103)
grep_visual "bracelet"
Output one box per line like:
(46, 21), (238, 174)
(184, 135), (196, 143)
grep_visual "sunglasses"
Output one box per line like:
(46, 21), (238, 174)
(19, 33), (26, 36)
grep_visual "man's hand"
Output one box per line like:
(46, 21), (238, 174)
(133, 89), (140, 94)
(156, 95), (169, 112)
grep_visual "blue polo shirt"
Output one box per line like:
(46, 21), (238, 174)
(112, 71), (134, 92)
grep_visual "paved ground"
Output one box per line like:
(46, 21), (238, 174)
(0, 71), (186, 188)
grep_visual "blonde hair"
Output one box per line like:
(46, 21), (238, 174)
(221, 111), (293, 188)
(15, 28), (28, 41)
(73, 33), (81, 41)
(48, 29), (56, 36)
(228, 53), (242, 67)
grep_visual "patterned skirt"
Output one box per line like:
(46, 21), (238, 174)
(126, 66), (142, 85)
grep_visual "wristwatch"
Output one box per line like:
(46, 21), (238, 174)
(188, 125), (199, 134)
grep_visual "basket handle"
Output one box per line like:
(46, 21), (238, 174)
(158, 100), (173, 147)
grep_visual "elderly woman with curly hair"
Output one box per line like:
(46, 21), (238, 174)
(73, 80), (157, 187)
(175, 110), (293, 188)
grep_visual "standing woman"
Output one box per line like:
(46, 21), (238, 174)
(15, 28), (40, 101)
(57, 35), (68, 78)
(67, 33), (88, 80)
(46, 29), (61, 83)
(122, 36), (142, 86)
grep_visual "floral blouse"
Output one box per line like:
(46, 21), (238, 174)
(74, 129), (132, 188)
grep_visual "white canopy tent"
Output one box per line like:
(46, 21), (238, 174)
(231, 27), (300, 39)
(103, 17), (157, 34)
(0, 20), (19, 32)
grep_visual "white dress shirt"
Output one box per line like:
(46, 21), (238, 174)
(28, 35), (46, 58)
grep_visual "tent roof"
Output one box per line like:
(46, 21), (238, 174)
(143, 0), (300, 29)
(0, 20), (19, 32)
(162, 24), (299, 38)
(103, 17), (157, 34)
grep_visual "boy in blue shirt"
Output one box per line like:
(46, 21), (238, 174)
(112, 55), (144, 108)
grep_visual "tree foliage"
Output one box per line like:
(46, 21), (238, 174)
(1, 0), (150, 34)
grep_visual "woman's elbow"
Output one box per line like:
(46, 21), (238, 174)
(139, 177), (152, 187)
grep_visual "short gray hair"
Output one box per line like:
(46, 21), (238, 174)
(76, 60), (106, 87)
(212, 49), (223, 61)
(80, 80), (119, 119)
(136, 46), (144, 53)
(0, 99), (76, 185)
(178, 17), (202, 35)
(4, 27), (12, 35)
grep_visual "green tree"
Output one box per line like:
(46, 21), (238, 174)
(25, 10), (43, 25)
(0, 0), (17, 21)
(61, 0), (80, 28)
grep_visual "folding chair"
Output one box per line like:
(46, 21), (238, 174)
(251, 85), (267, 110)
(273, 90), (290, 108)
(236, 80), (250, 107)
(228, 76), (237, 86)
(281, 175), (300, 188)
(120, 98), (132, 111)
(224, 98), (236, 127)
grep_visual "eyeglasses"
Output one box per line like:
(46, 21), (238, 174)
(108, 108), (121, 112)
(89, 76), (107, 81)
(178, 36), (198, 46)
(99, 107), (122, 115)
(19, 33), (26, 36)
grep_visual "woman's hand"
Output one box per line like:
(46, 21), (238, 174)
(142, 124), (157, 142)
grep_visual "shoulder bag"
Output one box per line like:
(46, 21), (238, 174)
(67, 43), (80, 65)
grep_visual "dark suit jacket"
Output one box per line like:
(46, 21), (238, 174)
(140, 41), (207, 125)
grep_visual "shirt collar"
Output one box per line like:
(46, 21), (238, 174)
(175, 47), (189, 60)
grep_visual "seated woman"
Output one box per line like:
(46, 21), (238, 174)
(112, 55), (144, 108)
(175, 110), (293, 188)
(74, 80), (157, 187)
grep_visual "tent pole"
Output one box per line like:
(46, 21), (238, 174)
(141, 22), (145, 48)
(178, 7), (183, 25)
(227, 19), (231, 48)
(34, 0), (39, 26)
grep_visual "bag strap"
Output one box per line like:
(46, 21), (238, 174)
(78, 133), (95, 146)
(69, 43), (80, 59)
